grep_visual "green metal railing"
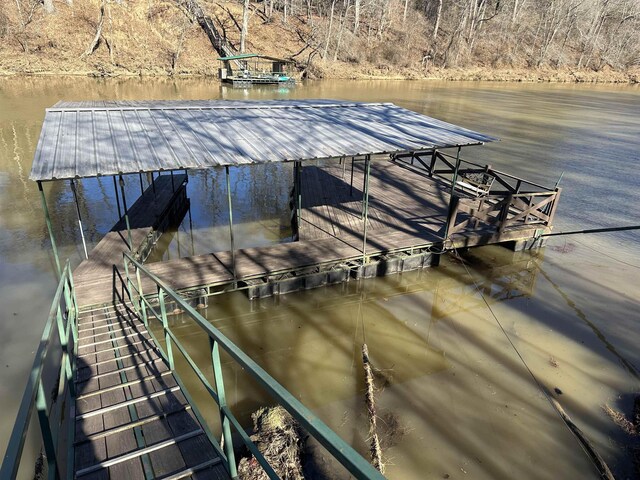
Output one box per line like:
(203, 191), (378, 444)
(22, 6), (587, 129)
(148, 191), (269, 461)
(121, 252), (386, 480)
(1, 261), (78, 480)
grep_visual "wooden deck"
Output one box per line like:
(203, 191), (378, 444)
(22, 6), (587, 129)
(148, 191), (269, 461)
(75, 159), (557, 307)
(74, 174), (188, 306)
(73, 303), (229, 479)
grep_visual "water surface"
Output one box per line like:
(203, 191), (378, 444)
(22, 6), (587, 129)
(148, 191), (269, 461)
(0, 77), (638, 478)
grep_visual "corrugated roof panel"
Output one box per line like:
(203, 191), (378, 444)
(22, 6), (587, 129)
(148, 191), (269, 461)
(30, 99), (498, 181)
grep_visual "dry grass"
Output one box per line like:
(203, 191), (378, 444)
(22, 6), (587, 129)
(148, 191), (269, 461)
(237, 406), (304, 480)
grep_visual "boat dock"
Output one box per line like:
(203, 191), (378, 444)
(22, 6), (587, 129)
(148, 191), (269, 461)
(2, 99), (560, 480)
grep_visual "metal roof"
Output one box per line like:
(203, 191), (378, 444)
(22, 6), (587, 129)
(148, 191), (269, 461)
(218, 53), (290, 62)
(30, 99), (498, 181)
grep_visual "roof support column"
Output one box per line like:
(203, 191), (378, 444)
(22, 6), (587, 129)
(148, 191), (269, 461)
(225, 166), (236, 286)
(350, 156), (355, 197)
(112, 176), (122, 219)
(119, 174), (134, 251)
(70, 179), (89, 260)
(37, 181), (62, 279)
(296, 161), (302, 236)
(362, 155), (371, 265)
(361, 156), (370, 220)
(443, 146), (462, 243)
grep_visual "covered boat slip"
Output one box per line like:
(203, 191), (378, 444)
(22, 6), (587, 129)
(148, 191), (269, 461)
(14, 99), (562, 480)
(29, 99), (560, 307)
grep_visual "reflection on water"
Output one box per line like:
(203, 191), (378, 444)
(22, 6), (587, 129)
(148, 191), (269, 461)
(0, 77), (638, 478)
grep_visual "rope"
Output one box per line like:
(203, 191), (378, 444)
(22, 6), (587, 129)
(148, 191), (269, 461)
(447, 246), (615, 478)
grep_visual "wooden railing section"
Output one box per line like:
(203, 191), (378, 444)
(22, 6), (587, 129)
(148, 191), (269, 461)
(393, 149), (561, 238)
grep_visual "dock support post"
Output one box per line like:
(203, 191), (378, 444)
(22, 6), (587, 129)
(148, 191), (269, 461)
(119, 174), (134, 251)
(225, 166), (236, 285)
(138, 173), (144, 196)
(70, 179), (89, 260)
(112, 176), (122, 219)
(362, 155), (371, 264)
(296, 161), (302, 234)
(37, 181), (62, 279)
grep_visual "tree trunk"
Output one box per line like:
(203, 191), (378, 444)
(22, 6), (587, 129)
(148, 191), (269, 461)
(433, 0), (443, 40)
(354, 0), (360, 33)
(240, 0), (249, 52)
(323, 0), (336, 60)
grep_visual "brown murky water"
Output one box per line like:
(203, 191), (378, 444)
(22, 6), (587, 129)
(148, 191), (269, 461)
(1, 77), (638, 479)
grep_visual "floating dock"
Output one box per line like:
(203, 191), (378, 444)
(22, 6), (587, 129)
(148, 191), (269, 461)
(2, 99), (560, 480)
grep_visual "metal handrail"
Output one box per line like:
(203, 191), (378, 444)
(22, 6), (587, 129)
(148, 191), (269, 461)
(1, 261), (78, 480)
(122, 251), (386, 480)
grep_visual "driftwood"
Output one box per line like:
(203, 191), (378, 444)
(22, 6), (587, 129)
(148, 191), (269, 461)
(362, 343), (384, 473)
(550, 396), (615, 480)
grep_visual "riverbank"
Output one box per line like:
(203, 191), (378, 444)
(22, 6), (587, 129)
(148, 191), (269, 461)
(1, 63), (638, 84)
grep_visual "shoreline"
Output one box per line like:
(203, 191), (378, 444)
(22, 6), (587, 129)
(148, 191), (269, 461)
(0, 67), (638, 84)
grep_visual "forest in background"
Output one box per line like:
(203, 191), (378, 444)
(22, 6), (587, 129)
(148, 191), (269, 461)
(0, 0), (639, 81)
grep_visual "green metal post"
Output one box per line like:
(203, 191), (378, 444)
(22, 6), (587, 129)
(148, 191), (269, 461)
(38, 181), (62, 279)
(296, 162), (302, 234)
(122, 256), (138, 315)
(138, 173), (144, 196)
(450, 146), (462, 198)
(362, 155), (371, 264)
(350, 156), (355, 196)
(70, 179), (88, 260)
(55, 305), (75, 398)
(225, 166), (236, 285)
(36, 379), (59, 480)
(210, 337), (237, 478)
(113, 176), (122, 219)
(158, 289), (174, 370)
(119, 175), (134, 251)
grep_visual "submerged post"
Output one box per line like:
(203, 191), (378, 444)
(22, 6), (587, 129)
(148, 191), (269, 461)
(70, 179), (89, 260)
(37, 181), (62, 279)
(118, 174), (134, 251)
(225, 166), (236, 284)
(362, 155), (371, 264)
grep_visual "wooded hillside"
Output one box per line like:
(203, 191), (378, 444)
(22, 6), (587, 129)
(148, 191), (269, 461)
(0, 0), (638, 81)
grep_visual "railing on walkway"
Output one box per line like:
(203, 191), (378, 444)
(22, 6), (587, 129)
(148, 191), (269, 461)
(1, 261), (78, 480)
(122, 252), (386, 480)
(393, 149), (561, 238)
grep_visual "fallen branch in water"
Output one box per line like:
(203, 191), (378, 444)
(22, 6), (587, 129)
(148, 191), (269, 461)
(362, 343), (384, 474)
